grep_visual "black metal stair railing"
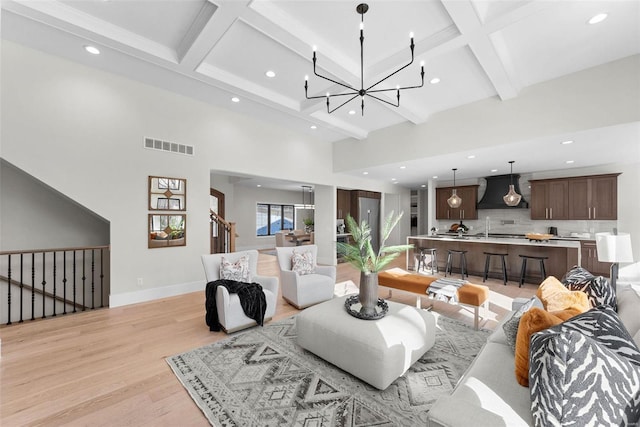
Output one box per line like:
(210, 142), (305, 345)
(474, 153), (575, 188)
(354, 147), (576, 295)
(0, 245), (110, 326)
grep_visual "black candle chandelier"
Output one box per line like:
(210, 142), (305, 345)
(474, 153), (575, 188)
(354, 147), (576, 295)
(304, 3), (425, 116)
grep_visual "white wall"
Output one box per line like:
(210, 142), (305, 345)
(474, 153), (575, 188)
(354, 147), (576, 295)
(0, 43), (329, 304)
(333, 55), (640, 173)
(1, 159), (110, 250)
(1, 42), (402, 306)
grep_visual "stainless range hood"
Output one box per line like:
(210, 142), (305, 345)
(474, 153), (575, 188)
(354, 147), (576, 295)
(477, 174), (529, 209)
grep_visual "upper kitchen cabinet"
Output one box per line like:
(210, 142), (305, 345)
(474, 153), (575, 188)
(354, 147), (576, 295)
(337, 188), (351, 219)
(568, 174), (619, 220)
(435, 185), (479, 220)
(531, 173), (619, 220)
(530, 179), (569, 220)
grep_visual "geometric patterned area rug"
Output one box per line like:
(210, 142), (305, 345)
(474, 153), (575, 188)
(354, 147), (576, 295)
(167, 312), (491, 426)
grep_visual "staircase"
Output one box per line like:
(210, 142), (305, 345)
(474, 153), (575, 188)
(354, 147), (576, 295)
(210, 210), (237, 254)
(0, 245), (110, 326)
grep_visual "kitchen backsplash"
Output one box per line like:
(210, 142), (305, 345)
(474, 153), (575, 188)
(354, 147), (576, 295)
(434, 208), (616, 239)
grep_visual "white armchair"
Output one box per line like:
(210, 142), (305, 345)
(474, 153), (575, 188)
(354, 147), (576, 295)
(201, 250), (279, 333)
(275, 245), (336, 309)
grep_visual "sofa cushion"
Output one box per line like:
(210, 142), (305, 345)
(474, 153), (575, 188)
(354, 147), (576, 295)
(220, 254), (251, 282)
(618, 285), (640, 347)
(291, 250), (315, 275)
(536, 276), (591, 313)
(514, 307), (581, 387)
(502, 296), (544, 352)
(556, 305), (640, 367)
(562, 265), (616, 310)
(529, 307), (640, 426)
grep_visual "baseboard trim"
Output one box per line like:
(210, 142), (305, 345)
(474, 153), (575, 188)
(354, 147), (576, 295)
(109, 280), (204, 308)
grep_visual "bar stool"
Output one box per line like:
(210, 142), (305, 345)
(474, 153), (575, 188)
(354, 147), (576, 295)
(416, 247), (438, 274)
(483, 252), (508, 285)
(445, 249), (468, 279)
(519, 255), (548, 287)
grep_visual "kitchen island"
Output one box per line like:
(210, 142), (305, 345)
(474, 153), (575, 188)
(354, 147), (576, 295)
(407, 235), (581, 285)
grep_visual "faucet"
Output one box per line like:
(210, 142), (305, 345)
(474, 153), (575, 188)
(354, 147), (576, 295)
(485, 216), (490, 239)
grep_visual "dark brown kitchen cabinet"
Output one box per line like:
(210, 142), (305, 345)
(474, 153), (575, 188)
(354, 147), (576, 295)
(337, 189), (351, 219)
(435, 185), (478, 220)
(568, 174), (618, 220)
(531, 173), (619, 221)
(581, 241), (612, 276)
(530, 180), (569, 220)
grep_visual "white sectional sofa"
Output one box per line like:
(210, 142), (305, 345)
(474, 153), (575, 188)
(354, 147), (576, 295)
(427, 265), (640, 427)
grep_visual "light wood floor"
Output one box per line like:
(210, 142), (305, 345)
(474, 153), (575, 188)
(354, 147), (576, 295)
(0, 253), (536, 426)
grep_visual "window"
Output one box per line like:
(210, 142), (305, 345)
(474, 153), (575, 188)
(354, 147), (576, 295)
(256, 203), (295, 236)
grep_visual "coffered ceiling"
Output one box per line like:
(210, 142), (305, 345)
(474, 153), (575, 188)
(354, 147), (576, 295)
(2, 0), (639, 189)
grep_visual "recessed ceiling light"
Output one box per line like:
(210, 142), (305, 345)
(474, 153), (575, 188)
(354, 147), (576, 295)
(566, 160), (575, 164)
(231, 97), (240, 103)
(265, 70), (276, 78)
(363, 171), (369, 175)
(467, 155), (476, 159)
(348, 110), (356, 115)
(84, 45), (100, 55)
(588, 13), (608, 25)
(432, 175), (438, 179)
(257, 184), (262, 187)
(430, 77), (440, 84)
(561, 140), (574, 145)
(391, 178), (397, 181)
(421, 184), (426, 188)
(491, 169), (498, 172)
(399, 166), (406, 169)
(393, 181), (399, 184)
(310, 125), (317, 129)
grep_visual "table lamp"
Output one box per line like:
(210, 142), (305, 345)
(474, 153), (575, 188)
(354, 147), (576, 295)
(595, 231), (634, 289)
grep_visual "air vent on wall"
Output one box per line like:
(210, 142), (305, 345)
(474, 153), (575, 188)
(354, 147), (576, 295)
(143, 137), (194, 156)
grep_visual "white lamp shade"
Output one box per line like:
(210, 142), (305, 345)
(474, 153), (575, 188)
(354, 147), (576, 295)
(595, 232), (634, 263)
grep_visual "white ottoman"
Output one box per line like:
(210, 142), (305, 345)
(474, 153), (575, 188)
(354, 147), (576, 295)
(296, 296), (436, 390)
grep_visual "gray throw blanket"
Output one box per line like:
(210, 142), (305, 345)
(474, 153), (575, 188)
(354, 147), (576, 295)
(205, 279), (266, 332)
(428, 278), (467, 302)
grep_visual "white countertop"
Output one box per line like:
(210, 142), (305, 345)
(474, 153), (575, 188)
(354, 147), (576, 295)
(336, 233), (352, 238)
(409, 234), (581, 249)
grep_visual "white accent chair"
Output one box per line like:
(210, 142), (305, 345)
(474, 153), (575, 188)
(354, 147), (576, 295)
(201, 250), (279, 333)
(275, 245), (336, 309)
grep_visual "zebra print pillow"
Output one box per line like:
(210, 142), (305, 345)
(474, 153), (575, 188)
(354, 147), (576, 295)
(561, 265), (616, 310)
(530, 306), (640, 426)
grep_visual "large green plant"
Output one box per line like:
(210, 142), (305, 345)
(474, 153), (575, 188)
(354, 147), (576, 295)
(336, 211), (414, 274)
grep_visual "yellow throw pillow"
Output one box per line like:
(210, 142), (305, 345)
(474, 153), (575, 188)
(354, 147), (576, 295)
(536, 276), (591, 313)
(514, 307), (582, 387)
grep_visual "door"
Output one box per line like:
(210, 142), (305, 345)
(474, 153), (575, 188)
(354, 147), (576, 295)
(530, 182), (547, 219)
(210, 188), (225, 253)
(547, 180), (568, 219)
(591, 176), (617, 220)
(568, 178), (590, 219)
(435, 188), (451, 220)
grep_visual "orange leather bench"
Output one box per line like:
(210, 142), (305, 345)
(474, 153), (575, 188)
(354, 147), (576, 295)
(378, 268), (490, 329)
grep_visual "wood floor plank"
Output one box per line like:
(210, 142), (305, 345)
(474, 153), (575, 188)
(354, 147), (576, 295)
(0, 252), (535, 425)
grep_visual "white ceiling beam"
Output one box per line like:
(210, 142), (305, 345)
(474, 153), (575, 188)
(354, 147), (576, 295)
(4, 0), (177, 62)
(179, 0), (249, 70)
(442, 0), (519, 100)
